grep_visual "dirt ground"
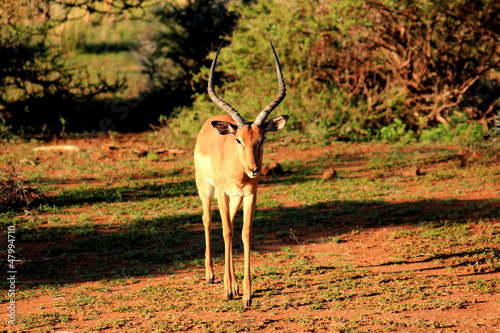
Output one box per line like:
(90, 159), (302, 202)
(1, 134), (499, 332)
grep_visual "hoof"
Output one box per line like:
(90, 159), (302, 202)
(225, 286), (239, 300)
(243, 298), (252, 307)
(206, 276), (215, 284)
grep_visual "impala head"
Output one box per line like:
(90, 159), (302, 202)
(208, 41), (289, 179)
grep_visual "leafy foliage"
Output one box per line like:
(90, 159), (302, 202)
(137, 0), (241, 107)
(172, 0), (500, 142)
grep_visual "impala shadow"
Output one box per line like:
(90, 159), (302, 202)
(248, 197), (499, 252)
(13, 196), (499, 288)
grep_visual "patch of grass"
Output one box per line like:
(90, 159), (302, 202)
(467, 278), (500, 294)
(99, 277), (139, 287)
(93, 318), (133, 330)
(419, 223), (470, 240)
(134, 284), (188, 303)
(19, 312), (71, 329)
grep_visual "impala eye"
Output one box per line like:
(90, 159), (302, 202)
(236, 139), (242, 145)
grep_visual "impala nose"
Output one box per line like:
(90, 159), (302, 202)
(248, 166), (259, 177)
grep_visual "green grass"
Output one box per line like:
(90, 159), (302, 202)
(19, 312), (71, 330)
(67, 51), (147, 98)
(55, 4), (152, 99)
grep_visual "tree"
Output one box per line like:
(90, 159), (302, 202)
(137, 0), (240, 106)
(313, 0), (500, 133)
(0, 0), (144, 134)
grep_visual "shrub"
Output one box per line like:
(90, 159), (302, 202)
(169, 0), (500, 143)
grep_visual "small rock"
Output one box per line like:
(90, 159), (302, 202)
(322, 167), (337, 180)
(136, 150), (148, 158)
(269, 162), (284, 175)
(402, 166), (425, 177)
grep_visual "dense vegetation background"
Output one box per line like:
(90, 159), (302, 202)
(1, 0), (499, 143)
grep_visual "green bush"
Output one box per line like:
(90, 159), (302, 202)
(420, 124), (455, 143)
(170, 0), (368, 142)
(379, 119), (416, 144)
(420, 121), (486, 144)
(169, 0), (499, 143)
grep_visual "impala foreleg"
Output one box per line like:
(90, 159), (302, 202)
(218, 191), (239, 299)
(242, 194), (256, 307)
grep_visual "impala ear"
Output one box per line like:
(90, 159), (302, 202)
(263, 115), (289, 132)
(211, 121), (238, 135)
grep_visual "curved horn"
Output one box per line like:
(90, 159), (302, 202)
(208, 43), (246, 128)
(253, 40), (287, 127)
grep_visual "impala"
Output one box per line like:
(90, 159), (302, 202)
(194, 41), (288, 307)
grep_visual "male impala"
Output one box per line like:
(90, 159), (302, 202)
(194, 41), (288, 307)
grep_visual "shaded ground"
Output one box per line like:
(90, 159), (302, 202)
(0, 133), (499, 332)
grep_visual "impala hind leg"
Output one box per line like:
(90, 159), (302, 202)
(198, 180), (215, 284)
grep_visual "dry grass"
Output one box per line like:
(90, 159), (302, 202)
(0, 167), (49, 212)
